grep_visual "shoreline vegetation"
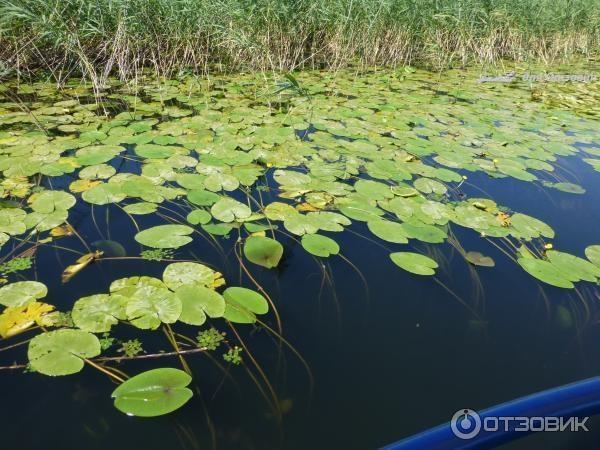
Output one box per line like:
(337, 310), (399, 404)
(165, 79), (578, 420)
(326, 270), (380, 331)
(0, 0), (598, 86)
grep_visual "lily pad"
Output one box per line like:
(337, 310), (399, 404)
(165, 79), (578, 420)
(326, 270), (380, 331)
(28, 329), (101, 376)
(174, 285), (226, 325)
(135, 224), (194, 249)
(71, 294), (127, 332)
(111, 368), (193, 417)
(517, 258), (573, 289)
(210, 198), (252, 222)
(0, 281), (48, 307)
(223, 287), (269, 324)
(125, 286), (182, 329)
(465, 251), (495, 267)
(390, 252), (438, 275)
(243, 236), (283, 268)
(163, 262), (224, 290)
(301, 234), (340, 257)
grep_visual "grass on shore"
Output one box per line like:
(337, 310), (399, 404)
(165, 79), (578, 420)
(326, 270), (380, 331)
(0, 0), (598, 86)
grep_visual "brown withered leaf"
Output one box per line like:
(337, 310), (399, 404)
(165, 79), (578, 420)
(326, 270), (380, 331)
(61, 250), (103, 283)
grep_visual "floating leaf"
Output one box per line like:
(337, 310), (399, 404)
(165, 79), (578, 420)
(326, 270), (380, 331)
(465, 251), (495, 267)
(0, 301), (55, 338)
(135, 224), (194, 249)
(243, 236), (283, 268)
(517, 258), (573, 289)
(210, 198), (252, 223)
(546, 250), (600, 282)
(390, 252), (438, 275)
(0, 281), (47, 307)
(111, 368), (193, 417)
(174, 285), (226, 325)
(367, 220), (408, 243)
(585, 245), (600, 268)
(301, 234), (339, 257)
(186, 209), (211, 225)
(71, 294), (127, 332)
(123, 202), (158, 215)
(163, 262), (225, 290)
(223, 287), (269, 324)
(28, 329), (101, 376)
(125, 286), (182, 330)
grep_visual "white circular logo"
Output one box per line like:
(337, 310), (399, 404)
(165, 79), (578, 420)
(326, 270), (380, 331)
(451, 408), (481, 440)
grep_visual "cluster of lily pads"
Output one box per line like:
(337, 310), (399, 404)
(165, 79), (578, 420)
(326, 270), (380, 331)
(0, 66), (599, 415)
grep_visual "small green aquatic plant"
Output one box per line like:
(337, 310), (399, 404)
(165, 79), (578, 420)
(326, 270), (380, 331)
(223, 346), (243, 365)
(0, 256), (32, 275)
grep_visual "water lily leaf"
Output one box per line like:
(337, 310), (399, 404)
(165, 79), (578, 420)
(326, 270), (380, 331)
(465, 251), (495, 267)
(72, 294), (127, 332)
(210, 198), (251, 222)
(163, 262), (225, 290)
(264, 202), (297, 221)
(390, 252), (438, 275)
(243, 236), (283, 268)
(413, 177), (447, 195)
(367, 220), (408, 243)
(79, 164), (116, 180)
(186, 209), (211, 225)
(111, 368), (193, 417)
(546, 250), (600, 282)
(543, 182), (586, 194)
(202, 223), (234, 235)
(174, 284), (226, 325)
(0, 281), (47, 307)
(517, 258), (573, 288)
(187, 189), (220, 206)
(125, 286), (182, 329)
(399, 222), (447, 243)
(301, 233), (339, 257)
(28, 329), (101, 376)
(510, 214), (554, 240)
(585, 245), (600, 267)
(223, 287), (269, 324)
(135, 224), (194, 249)
(0, 301), (55, 338)
(29, 191), (76, 214)
(354, 179), (394, 200)
(82, 183), (127, 205)
(123, 202), (158, 215)
(0, 208), (26, 235)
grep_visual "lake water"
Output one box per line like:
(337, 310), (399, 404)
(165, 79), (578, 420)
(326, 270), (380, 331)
(1, 66), (599, 449)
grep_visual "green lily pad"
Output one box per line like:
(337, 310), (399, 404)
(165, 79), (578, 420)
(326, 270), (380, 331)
(186, 209), (211, 225)
(517, 258), (573, 288)
(111, 368), (193, 417)
(210, 198), (252, 222)
(28, 329), (101, 376)
(243, 236), (283, 268)
(162, 262), (224, 290)
(367, 220), (409, 243)
(0, 281), (48, 307)
(135, 224), (194, 249)
(223, 287), (269, 324)
(174, 284), (226, 325)
(71, 294), (127, 332)
(585, 245), (600, 267)
(546, 250), (600, 282)
(123, 202), (158, 215)
(301, 233), (340, 257)
(390, 252), (438, 275)
(125, 286), (182, 329)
